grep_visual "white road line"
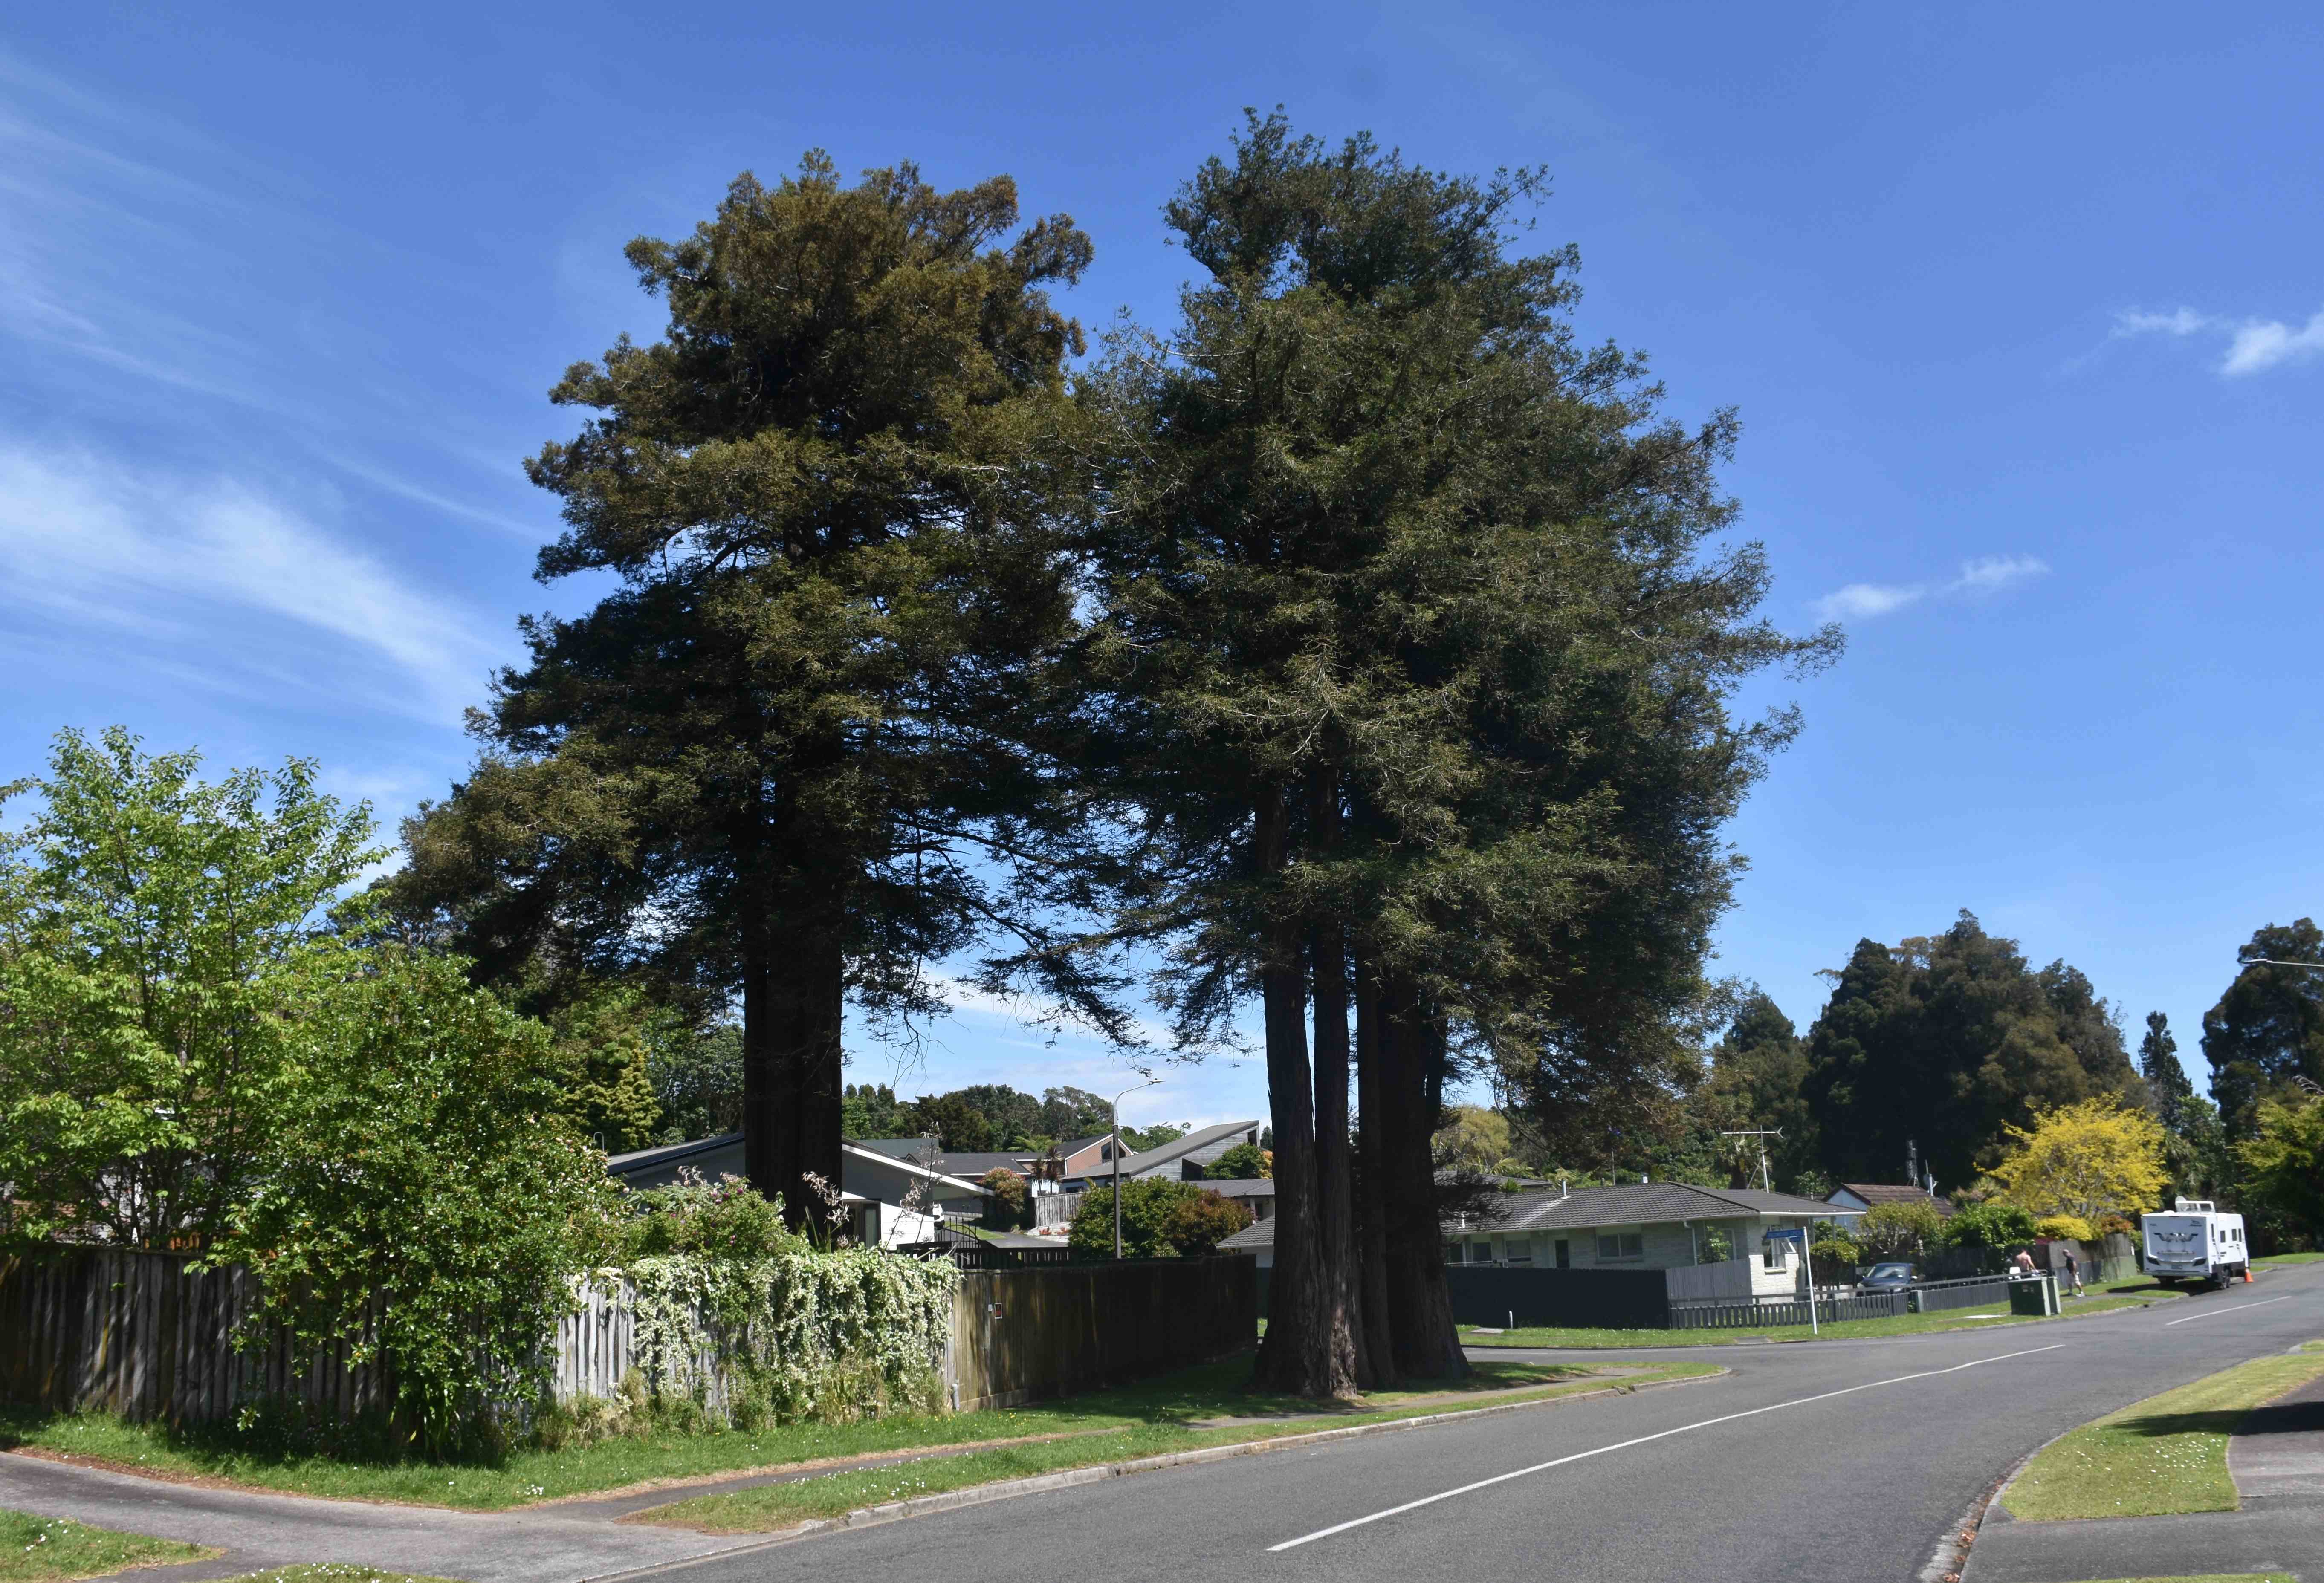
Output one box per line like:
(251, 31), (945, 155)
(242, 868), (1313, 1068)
(1265, 1344), (2067, 1553)
(2165, 1294), (2295, 1326)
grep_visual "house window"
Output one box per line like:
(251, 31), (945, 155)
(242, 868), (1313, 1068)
(1473, 1240), (1495, 1265)
(1595, 1232), (1643, 1261)
(1506, 1241), (1533, 1266)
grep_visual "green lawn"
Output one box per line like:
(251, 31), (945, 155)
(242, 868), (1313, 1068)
(0, 1508), (213, 1583)
(635, 1358), (1722, 1531)
(0, 1355), (1699, 1512)
(2000, 1349), (2324, 1521)
(1459, 1291), (2169, 1349)
(2253, 1252), (2324, 1268)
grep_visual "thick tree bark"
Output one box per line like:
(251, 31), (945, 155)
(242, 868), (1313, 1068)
(1352, 954), (1397, 1384)
(1306, 771), (1367, 1389)
(1250, 787), (1354, 1398)
(1379, 973), (1467, 1380)
(740, 850), (847, 1236)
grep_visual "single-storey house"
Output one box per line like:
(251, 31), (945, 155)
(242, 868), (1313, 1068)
(1219, 1180), (1846, 1300)
(857, 1135), (1117, 1196)
(605, 1133), (991, 1249)
(1826, 1182), (1954, 1219)
(1201, 1177), (1275, 1220)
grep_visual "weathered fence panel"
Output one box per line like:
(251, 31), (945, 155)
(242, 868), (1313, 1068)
(1667, 1291), (1904, 1329)
(1907, 1274), (2013, 1314)
(0, 1249), (391, 1425)
(946, 1256), (1256, 1412)
(1444, 1266), (1670, 1331)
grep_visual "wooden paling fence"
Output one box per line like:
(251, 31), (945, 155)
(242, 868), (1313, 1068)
(0, 1248), (392, 1425)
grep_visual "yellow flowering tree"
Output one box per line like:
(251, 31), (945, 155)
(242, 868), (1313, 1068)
(1987, 1099), (2167, 1228)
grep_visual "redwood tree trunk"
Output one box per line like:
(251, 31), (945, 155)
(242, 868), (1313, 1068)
(741, 857), (847, 1235)
(1306, 771), (1366, 1390)
(1379, 974), (1466, 1380)
(1352, 955), (1397, 1384)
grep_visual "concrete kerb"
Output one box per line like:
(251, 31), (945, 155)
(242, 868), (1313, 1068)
(585, 1367), (1731, 1576)
(1918, 1441), (2043, 1583)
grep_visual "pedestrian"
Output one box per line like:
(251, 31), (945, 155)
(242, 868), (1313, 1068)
(2061, 1245), (2082, 1296)
(2012, 1248), (2037, 1277)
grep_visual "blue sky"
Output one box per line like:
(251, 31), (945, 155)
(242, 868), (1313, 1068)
(6, 4), (2321, 1134)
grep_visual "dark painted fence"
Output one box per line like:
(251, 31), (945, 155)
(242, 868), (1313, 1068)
(1667, 1291), (1904, 1329)
(1444, 1266), (1670, 1331)
(946, 1255), (1257, 1412)
(1907, 1274), (2014, 1313)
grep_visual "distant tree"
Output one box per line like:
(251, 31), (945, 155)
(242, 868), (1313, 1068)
(1856, 1200), (1947, 1258)
(1432, 1106), (1514, 1176)
(1802, 913), (2141, 1193)
(2202, 922), (2324, 1138)
(654, 1026), (744, 1143)
(1117, 1122), (1188, 1154)
(1702, 991), (1818, 1189)
(911, 1092), (998, 1153)
(544, 984), (673, 1154)
(0, 728), (378, 1248)
(1204, 1141), (1269, 1179)
(1164, 1188), (1253, 1255)
(2237, 1094), (2324, 1245)
(978, 1166), (1030, 1231)
(839, 1083), (914, 1141)
(943, 1085), (1044, 1149)
(1986, 1098), (2168, 1228)
(2139, 1011), (2192, 1133)
(1037, 1086), (1114, 1142)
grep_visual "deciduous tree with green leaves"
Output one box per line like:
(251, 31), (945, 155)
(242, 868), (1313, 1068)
(1986, 1098), (2168, 1228)
(0, 728), (378, 1248)
(2202, 923), (2324, 1138)
(2237, 1092), (2324, 1245)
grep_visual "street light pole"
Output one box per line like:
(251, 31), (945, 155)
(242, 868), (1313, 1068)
(1112, 1076), (1162, 1260)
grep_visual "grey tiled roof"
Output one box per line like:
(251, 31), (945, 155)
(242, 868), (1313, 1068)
(1219, 1218), (1274, 1249)
(1836, 1183), (1956, 1213)
(1453, 1181), (1844, 1234)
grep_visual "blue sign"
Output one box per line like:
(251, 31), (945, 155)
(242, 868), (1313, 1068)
(1764, 1227), (1806, 1244)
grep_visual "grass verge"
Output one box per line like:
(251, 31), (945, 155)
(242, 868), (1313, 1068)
(2253, 1252), (2323, 1268)
(633, 1360), (1722, 1531)
(0, 1357), (1654, 1512)
(2000, 1348), (2324, 1521)
(1459, 1292), (2168, 1349)
(210, 1571), (461, 1583)
(0, 1508), (213, 1583)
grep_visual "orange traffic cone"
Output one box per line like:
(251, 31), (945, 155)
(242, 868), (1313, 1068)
(2244, 1268), (2254, 1284)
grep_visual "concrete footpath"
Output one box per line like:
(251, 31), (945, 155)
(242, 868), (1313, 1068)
(1963, 1367), (2324, 1582)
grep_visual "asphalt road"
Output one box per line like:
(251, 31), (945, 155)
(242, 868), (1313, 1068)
(640, 1263), (2324, 1583)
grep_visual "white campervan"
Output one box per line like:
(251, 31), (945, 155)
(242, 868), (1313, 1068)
(2141, 1198), (2249, 1289)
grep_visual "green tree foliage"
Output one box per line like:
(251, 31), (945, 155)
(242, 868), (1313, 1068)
(1432, 1106), (1515, 1175)
(211, 948), (617, 1456)
(391, 156), (1107, 1231)
(1700, 991), (1818, 1189)
(1081, 113), (1832, 1395)
(1945, 1201), (2040, 1248)
(937, 1086), (1042, 1149)
(1036, 1086), (1114, 1142)
(2201, 922), (2324, 1138)
(2140, 1010), (2194, 1133)
(839, 1082), (913, 1141)
(0, 728), (379, 1248)
(2236, 1094), (2324, 1245)
(1986, 1098), (2168, 1228)
(545, 984), (673, 1154)
(1065, 1178), (1248, 1257)
(1856, 1199), (1947, 1258)
(911, 1092), (998, 1151)
(2135, 1011), (2232, 1205)
(654, 1026), (745, 1143)
(1117, 1121), (1188, 1154)
(618, 1173), (801, 1261)
(1204, 1141), (1269, 1179)
(978, 1166), (1030, 1231)
(1801, 913), (2141, 1193)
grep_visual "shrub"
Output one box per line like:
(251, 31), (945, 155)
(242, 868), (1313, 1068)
(979, 1167), (1030, 1230)
(619, 1173), (801, 1262)
(2034, 1213), (2095, 1243)
(2094, 1213), (2136, 1238)
(1946, 1201), (2040, 1248)
(1810, 1233), (1862, 1266)
(1857, 1200), (1947, 1258)
(1164, 1188), (1253, 1254)
(1203, 1141), (1268, 1179)
(1068, 1178), (1203, 1258)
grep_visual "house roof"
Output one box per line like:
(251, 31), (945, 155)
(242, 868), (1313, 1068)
(1219, 1218), (1274, 1250)
(1835, 1183), (1956, 1214)
(928, 1151), (1036, 1180)
(1112, 1119), (1261, 1176)
(1452, 1181), (1846, 1235)
(606, 1131), (744, 1182)
(840, 1142), (991, 1197)
(1196, 1177), (1276, 1197)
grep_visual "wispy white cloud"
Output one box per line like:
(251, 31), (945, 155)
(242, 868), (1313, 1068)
(0, 446), (500, 717)
(2112, 303), (2324, 377)
(1811, 555), (2049, 623)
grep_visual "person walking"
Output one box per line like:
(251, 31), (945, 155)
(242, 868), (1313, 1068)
(2012, 1248), (2037, 1277)
(2061, 1245), (2083, 1296)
